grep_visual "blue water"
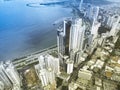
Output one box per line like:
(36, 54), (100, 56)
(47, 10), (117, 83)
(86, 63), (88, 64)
(0, 0), (112, 61)
(0, 0), (72, 60)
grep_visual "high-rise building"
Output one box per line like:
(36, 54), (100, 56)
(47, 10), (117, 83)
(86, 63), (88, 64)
(0, 61), (21, 90)
(39, 68), (56, 88)
(85, 5), (92, 19)
(45, 55), (60, 75)
(89, 6), (101, 52)
(107, 14), (120, 29)
(69, 18), (86, 52)
(110, 15), (120, 36)
(74, 51), (83, 64)
(107, 15), (115, 28)
(35, 55), (57, 88)
(47, 68), (56, 85)
(5, 63), (21, 86)
(39, 69), (49, 87)
(53, 58), (60, 75)
(66, 60), (74, 74)
(91, 22), (101, 40)
(93, 6), (100, 22)
(86, 5), (99, 23)
(79, 0), (84, 11)
(57, 27), (65, 56)
(0, 81), (4, 90)
(0, 62), (12, 89)
(69, 50), (76, 62)
(69, 18), (86, 63)
(57, 20), (71, 61)
(38, 55), (45, 69)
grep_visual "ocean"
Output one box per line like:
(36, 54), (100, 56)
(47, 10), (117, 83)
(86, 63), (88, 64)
(0, 0), (112, 61)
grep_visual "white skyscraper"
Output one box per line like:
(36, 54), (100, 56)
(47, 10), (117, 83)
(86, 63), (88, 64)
(5, 62), (21, 90)
(47, 68), (55, 85)
(79, 0), (83, 11)
(93, 6), (99, 22)
(45, 55), (60, 75)
(5, 64), (21, 85)
(39, 69), (49, 87)
(91, 22), (101, 40)
(107, 15), (115, 28)
(66, 60), (74, 74)
(0, 81), (4, 90)
(107, 14), (120, 28)
(86, 5), (94, 20)
(39, 68), (56, 87)
(53, 58), (60, 75)
(69, 18), (86, 63)
(110, 16), (120, 36)
(35, 54), (60, 88)
(69, 18), (86, 52)
(0, 62), (12, 89)
(86, 5), (99, 23)
(38, 55), (45, 69)
(0, 61), (21, 90)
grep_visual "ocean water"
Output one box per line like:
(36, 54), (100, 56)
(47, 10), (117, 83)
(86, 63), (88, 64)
(0, 0), (73, 60)
(0, 0), (112, 61)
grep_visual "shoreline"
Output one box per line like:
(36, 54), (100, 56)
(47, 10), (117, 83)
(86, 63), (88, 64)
(12, 44), (57, 62)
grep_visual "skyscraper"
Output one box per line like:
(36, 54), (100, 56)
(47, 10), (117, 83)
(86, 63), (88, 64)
(66, 60), (74, 74)
(93, 6), (100, 22)
(79, 0), (84, 11)
(69, 19), (86, 51)
(107, 15), (116, 28)
(86, 5), (93, 20)
(45, 55), (60, 75)
(5, 63), (21, 86)
(38, 55), (45, 70)
(57, 20), (71, 62)
(110, 15), (120, 36)
(0, 81), (4, 90)
(47, 68), (56, 85)
(86, 6), (101, 53)
(86, 5), (100, 23)
(0, 61), (21, 90)
(39, 68), (56, 88)
(0, 62), (12, 89)
(39, 69), (49, 87)
(69, 18), (86, 62)
(91, 22), (101, 40)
